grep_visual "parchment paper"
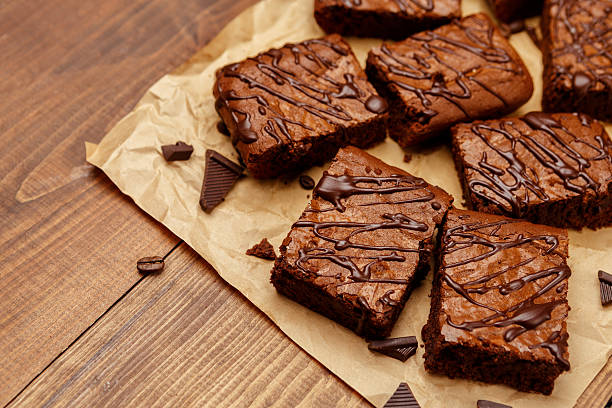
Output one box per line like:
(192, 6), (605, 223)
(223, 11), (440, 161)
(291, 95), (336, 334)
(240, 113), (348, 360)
(86, 0), (612, 406)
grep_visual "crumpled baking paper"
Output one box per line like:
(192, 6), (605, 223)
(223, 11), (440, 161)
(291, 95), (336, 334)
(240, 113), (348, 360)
(86, 0), (612, 406)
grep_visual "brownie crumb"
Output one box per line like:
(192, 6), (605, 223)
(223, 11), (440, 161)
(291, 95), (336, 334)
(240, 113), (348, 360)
(403, 153), (413, 163)
(246, 238), (276, 260)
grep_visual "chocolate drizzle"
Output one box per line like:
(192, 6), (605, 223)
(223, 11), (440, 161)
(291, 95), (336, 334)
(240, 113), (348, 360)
(371, 14), (523, 121)
(529, 330), (570, 370)
(342, 0), (434, 13)
(442, 216), (571, 366)
(464, 113), (611, 217)
(215, 38), (386, 145)
(546, 0), (612, 99)
(293, 171), (438, 287)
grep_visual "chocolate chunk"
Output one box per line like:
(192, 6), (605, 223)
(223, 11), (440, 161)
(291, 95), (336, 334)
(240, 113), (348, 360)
(137, 256), (164, 273)
(599, 270), (612, 306)
(246, 238), (276, 260)
(161, 141), (193, 161)
(200, 150), (243, 213)
(477, 400), (512, 408)
(383, 383), (420, 408)
(299, 175), (315, 190)
(368, 336), (418, 362)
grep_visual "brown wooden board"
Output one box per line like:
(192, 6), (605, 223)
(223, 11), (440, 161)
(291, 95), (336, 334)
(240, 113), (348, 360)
(9, 244), (369, 407)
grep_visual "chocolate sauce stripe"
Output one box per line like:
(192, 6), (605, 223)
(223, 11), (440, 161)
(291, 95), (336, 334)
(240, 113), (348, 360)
(442, 218), (570, 361)
(342, 0), (433, 12)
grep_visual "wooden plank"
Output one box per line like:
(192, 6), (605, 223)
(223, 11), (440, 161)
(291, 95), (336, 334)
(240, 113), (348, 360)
(0, 0), (257, 405)
(9, 244), (371, 408)
(574, 358), (612, 408)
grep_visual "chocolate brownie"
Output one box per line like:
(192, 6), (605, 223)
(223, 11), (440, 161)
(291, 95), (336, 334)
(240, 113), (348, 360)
(271, 146), (453, 338)
(214, 34), (388, 179)
(451, 112), (612, 229)
(422, 209), (571, 395)
(541, 0), (612, 122)
(487, 0), (543, 23)
(314, 0), (461, 40)
(366, 13), (534, 148)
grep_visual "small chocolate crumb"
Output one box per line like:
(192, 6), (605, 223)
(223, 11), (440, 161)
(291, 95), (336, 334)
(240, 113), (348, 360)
(499, 20), (525, 37)
(299, 175), (315, 190)
(246, 238), (276, 260)
(217, 121), (230, 136)
(384, 383), (420, 408)
(368, 336), (418, 362)
(200, 150), (243, 213)
(162, 141), (193, 161)
(137, 256), (164, 273)
(477, 400), (512, 408)
(403, 153), (412, 163)
(599, 270), (612, 306)
(431, 202), (441, 210)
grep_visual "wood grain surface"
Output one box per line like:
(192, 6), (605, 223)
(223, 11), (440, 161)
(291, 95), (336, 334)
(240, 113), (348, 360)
(0, 0), (610, 407)
(9, 244), (369, 408)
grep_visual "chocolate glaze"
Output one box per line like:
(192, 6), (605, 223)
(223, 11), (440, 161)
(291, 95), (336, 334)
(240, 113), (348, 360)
(215, 37), (387, 146)
(372, 15), (523, 121)
(461, 112), (611, 217)
(441, 212), (571, 367)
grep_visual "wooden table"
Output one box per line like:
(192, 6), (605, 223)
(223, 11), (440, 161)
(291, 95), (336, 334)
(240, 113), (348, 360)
(0, 1), (610, 406)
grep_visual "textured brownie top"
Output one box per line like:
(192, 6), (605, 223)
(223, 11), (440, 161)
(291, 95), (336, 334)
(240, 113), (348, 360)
(452, 112), (612, 217)
(214, 34), (387, 163)
(315, 0), (460, 19)
(367, 13), (533, 135)
(281, 147), (453, 321)
(438, 209), (570, 369)
(542, 0), (612, 94)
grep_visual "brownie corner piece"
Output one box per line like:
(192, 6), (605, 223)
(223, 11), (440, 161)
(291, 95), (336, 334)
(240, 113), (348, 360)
(314, 0), (461, 40)
(422, 209), (571, 394)
(271, 146), (453, 338)
(541, 0), (612, 122)
(213, 34), (388, 179)
(365, 13), (533, 148)
(451, 112), (612, 229)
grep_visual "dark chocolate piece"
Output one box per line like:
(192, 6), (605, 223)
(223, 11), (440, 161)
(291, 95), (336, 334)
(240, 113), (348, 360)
(599, 270), (612, 306)
(246, 238), (277, 260)
(214, 34), (388, 179)
(541, 0), (612, 122)
(477, 401), (512, 408)
(137, 256), (164, 273)
(422, 209), (571, 394)
(366, 13), (533, 147)
(161, 141), (193, 161)
(487, 0), (542, 23)
(451, 112), (612, 229)
(271, 147), (453, 339)
(383, 383), (420, 408)
(299, 175), (316, 190)
(315, 0), (461, 40)
(200, 150), (243, 213)
(368, 336), (418, 362)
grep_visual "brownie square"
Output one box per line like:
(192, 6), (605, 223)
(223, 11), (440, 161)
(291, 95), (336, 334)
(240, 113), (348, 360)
(214, 34), (388, 179)
(487, 0), (543, 23)
(451, 112), (612, 229)
(422, 209), (571, 395)
(541, 0), (612, 122)
(271, 146), (453, 338)
(366, 13), (534, 148)
(314, 0), (461, 40)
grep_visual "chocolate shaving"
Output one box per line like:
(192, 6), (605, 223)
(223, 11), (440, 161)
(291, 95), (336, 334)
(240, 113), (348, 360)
(384, 383), (420, 408)
(246, 238), (276, 260)
(161, 141), (193, 161)
(599, 270), (612, 306)
(200, 150), (243, 213)
(477, 400), (512, 408)
(368, 336), (418, 362)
